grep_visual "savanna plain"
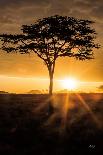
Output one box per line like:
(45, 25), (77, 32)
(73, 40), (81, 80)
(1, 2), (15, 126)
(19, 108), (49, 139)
(0, 93), (103, 154)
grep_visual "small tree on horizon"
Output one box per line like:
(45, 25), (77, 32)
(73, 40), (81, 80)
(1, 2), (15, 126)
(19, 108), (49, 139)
(0, 15), (99, 96)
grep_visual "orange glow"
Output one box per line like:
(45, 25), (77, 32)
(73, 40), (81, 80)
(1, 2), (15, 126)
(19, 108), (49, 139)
(0, 75), (103, 93)
(61, 78), (78, 90)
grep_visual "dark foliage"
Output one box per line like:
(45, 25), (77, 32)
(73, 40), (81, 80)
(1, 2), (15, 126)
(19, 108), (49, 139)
(0, 15), (99, 60)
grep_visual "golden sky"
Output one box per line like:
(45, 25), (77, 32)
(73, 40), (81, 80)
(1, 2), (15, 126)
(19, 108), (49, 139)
(0, 0), (103, 93)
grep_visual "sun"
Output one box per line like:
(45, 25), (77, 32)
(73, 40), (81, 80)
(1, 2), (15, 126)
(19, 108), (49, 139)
(61, 78), (77, 90)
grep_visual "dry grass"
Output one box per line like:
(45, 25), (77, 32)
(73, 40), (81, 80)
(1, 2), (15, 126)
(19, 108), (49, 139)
(0, 93), (103, 154)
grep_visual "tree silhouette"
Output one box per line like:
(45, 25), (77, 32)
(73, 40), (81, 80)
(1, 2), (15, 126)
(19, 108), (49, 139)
(0, 15), (99, 96)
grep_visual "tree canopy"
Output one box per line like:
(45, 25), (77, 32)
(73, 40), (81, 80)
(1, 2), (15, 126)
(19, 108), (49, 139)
(0, 15), (99, 61)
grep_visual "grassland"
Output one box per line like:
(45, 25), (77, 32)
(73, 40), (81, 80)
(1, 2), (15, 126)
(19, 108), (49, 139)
(0, 93), (103, 154)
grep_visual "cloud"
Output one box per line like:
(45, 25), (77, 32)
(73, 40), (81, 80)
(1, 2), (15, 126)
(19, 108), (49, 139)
(98, 85), (103, 91)
(0, 0), (49, 8)
(0, 0), (52, 33)
(0, 0), (103, 28)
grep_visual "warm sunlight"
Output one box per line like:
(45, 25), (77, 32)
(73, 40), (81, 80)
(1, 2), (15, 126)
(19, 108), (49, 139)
(61, 78), (78, 90)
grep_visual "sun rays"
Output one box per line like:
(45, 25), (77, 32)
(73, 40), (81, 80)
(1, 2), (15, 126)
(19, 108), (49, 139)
(32, 92), (102, 134)
(75, 93), (101, 128)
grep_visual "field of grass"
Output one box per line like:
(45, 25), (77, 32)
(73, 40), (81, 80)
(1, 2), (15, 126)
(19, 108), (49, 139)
(0, 93), (103, 154)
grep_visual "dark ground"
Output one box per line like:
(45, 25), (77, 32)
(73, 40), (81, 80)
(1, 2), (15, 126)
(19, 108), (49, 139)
(0, 93), (103, 155)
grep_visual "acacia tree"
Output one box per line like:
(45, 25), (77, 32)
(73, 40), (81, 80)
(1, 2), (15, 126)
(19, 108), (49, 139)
(0, 15), (99, 95)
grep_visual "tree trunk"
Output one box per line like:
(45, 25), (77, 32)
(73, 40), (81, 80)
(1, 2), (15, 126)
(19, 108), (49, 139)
(47, 68), (54, 115)
(47, 61), (56, 115)
(49, 71), (53, 95)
